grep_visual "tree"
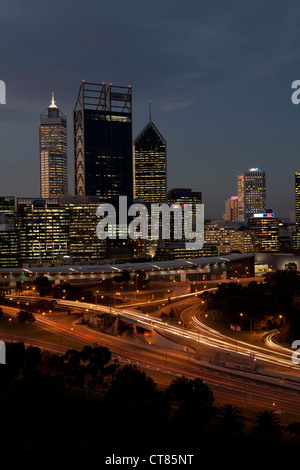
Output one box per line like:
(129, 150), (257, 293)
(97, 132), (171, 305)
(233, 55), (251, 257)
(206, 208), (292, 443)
(167, 376), (214, 408)
(34, 275), (52, 297)
(286, 421), (300, 437)
(17, 310), (35, 324)
(167, 377), (215, 433)
(135, 271), (150, 290)
(215, 404), (244, 434)
(252, 410), (283, 439)
(108, 364), (158, 406)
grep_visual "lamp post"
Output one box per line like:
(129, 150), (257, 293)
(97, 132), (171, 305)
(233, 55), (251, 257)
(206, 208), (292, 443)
(279, 315), (286, 347)
(240, 312), (252, 335)
(95, 290), (99, 314)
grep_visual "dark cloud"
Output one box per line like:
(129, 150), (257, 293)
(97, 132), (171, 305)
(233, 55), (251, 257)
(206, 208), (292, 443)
(0, 0), (300, 217)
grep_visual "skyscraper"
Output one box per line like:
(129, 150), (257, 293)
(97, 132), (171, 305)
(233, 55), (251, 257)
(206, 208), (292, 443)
(295, 172), (300, 227)
(74, 81), (133, 203)
(238, 168), (266, 221)
(237, 174), (245, 222)
(224, 196), (238, 222)
(40, 93), (68, 198)
(293, 172), (300, 249)
(133, 104), (166, 204)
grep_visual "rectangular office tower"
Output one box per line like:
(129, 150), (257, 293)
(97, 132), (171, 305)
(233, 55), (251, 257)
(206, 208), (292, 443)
(74, 82), (133, 203)
(247, 213), (279, 252)
(238, 168), (266, 221)
(40, 93), (68, 198)
(17, 198), (69, 264)
(133, 118), (166, 204)
(293, 172), (300, 249)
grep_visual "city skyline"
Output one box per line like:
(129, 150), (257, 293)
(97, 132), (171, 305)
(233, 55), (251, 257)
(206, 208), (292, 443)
(1, 1), (300, 219)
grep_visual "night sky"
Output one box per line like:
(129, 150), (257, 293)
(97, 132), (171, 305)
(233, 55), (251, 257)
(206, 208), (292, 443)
(1, 0), (300, 219)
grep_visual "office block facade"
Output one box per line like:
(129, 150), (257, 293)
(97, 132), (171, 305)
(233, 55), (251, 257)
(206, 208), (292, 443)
(247, 213), (279, 252)
(17, 198), (69, 264)
(59, 196), (106, 261)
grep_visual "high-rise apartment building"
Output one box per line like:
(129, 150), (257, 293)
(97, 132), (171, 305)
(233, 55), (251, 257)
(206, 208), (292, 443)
(74, 81), (133, 203)
(40, 93), (68, 198)
(238, 168), (266, 222)
(133, 108), (166, 204)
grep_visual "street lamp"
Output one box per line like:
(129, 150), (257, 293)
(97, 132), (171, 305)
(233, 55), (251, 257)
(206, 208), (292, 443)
(279, 315), (286, 347)
(240, 312), (252, 335)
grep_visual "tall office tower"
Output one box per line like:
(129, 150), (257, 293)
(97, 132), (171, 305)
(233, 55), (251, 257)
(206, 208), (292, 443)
(237, 174), (245, 222)
(247, 213), (280, 252)
(293, 172), (300, 249)
(40, 93), (68, 198)
(133, 105), (166, 204)
(295, 173), (300, 227)
(238, 168), (266, 221)
(74, 81), (133, 203)
(224, 196), (238, 222)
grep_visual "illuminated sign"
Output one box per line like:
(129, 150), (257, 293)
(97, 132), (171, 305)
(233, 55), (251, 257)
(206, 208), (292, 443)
(253, 213), (274, 218)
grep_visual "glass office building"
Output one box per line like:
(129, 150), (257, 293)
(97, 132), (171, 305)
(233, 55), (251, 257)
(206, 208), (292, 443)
(74, 82), (133, 203)
(40, 93), (68, 199)
(133, 119), (166, 204)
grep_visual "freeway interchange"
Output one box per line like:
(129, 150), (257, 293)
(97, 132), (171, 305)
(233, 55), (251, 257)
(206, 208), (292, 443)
(2, 288), (300, 418)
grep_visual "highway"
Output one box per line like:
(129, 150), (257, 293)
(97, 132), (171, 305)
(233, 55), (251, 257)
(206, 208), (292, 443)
(2, 292), (300, 418)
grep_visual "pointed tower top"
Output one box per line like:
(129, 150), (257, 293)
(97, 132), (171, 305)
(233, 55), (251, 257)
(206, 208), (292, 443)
(49, 91), (57, 109)
(149, 100), (152, 123)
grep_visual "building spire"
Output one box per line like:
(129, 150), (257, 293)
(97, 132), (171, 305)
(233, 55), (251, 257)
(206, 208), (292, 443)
(49, 91), (57, 108)
(149, 100), (152, 123)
